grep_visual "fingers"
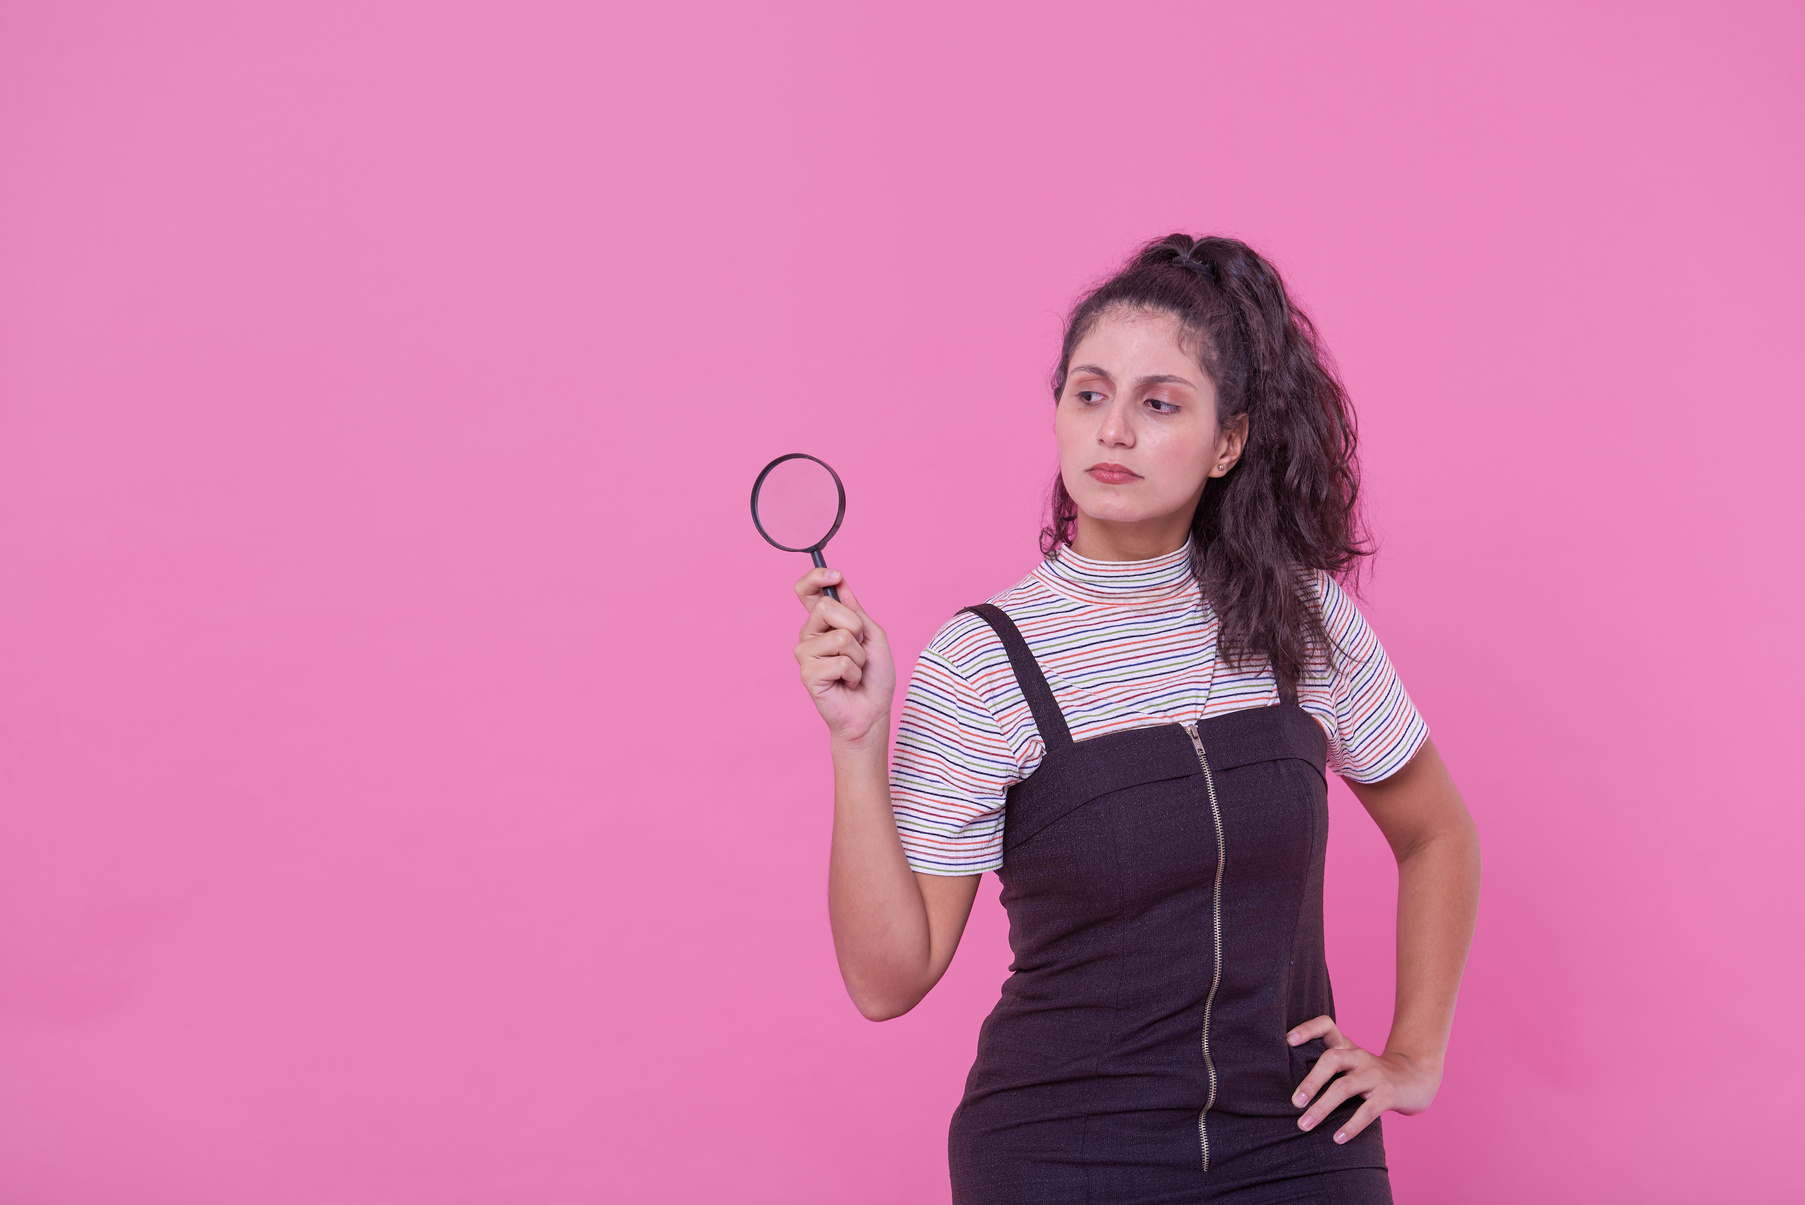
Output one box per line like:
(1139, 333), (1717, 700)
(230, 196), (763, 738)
(794, 567), (844, 612)
(1290, 1039), (1355, 1113)
(803, 654), (863, 690)
(788, 566), (893, 712)
(1287, 1018), (1408, 1145)
(1287, 1015), (1346, 1048)
(1294, 1042), (1393, 1143)
(794, 569), (883, 628)
(796, 628), (868, 670)
(1333, 1095), (1386, 1145)
(1296, 1056), (1367, 1133)
(796, 615), (873, 696)
(799, 595), (864, 643)
(794, 569), (875, 622)
(796, 584), (889, 660)
(1289, 1016), (1373, 1137)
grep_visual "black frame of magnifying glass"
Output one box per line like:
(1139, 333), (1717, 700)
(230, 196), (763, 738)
(750, 453), (847, 554)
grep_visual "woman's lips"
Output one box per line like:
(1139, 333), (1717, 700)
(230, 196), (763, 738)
(1087, 463), (1142, 485)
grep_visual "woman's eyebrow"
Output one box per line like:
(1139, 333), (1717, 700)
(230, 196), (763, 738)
(1134, 373), (1195, 388)
(1069, 364), (1114, 382)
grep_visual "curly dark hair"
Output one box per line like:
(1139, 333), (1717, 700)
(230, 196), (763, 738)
(1044, 234), (1370, 696)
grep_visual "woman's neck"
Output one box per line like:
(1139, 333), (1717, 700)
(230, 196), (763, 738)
(1040, 535), (1194, 606)
(1068, 511), (1196, 563)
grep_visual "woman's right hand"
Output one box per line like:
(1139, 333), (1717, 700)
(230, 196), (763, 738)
(794, 568), (896, 746)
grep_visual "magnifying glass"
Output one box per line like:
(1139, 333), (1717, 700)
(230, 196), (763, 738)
(750, 453), (846, 600)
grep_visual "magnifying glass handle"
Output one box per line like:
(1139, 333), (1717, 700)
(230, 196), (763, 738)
(811, 549), (840, 601)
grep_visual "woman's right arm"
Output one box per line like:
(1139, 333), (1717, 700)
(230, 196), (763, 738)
(794, 567), (982, 1021)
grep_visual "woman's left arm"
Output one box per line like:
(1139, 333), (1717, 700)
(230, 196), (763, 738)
(1288, 737), (1481, 1143)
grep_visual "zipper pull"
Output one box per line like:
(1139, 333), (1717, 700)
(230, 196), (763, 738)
(1184, 720), (1205, 757)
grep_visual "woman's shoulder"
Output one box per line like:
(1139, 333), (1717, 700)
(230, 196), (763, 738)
(1305, 567), (1366, 637)
(1301, 567), (1394, 686)
(918, 564), (1050, 674)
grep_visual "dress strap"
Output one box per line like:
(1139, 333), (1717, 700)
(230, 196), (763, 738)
(960, 604), (1073, 752)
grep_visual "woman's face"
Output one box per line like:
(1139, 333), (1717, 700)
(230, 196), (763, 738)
(1055, 306), (1243, 556)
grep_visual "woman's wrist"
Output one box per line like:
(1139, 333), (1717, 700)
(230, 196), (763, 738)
(829, 717), (892, 760)
(1379, 1039), (1445, 1080)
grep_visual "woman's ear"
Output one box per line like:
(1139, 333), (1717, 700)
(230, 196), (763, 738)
(1213, 413), (1250, 475)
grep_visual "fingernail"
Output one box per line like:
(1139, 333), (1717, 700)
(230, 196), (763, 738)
(1334, 1131), (1348, 1144)
(1287, 1032), (1302, 1045)
(826, 571), (840, 580)
(1293, 1093), (1307, 1107)
(1298, 1117), (1313, 1130)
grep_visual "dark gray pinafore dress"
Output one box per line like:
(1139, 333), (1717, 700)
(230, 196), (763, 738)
(947, 604), (1392, 1205)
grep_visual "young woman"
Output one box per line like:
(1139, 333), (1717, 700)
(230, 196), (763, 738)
(788, 235), (1480, 1204)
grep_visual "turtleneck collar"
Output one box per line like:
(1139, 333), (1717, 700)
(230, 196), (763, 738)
(1033, 539), (1199, 606)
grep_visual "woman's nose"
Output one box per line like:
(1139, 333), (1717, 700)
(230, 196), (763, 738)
(1096, 400), (1135, 446)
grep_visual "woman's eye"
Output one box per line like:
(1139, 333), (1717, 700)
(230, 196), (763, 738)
(1076, 390), (1106, 404)
(1147, 398), (1179, 413)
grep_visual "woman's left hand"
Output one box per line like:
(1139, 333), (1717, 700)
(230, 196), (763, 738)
(1286, 1016), (1442, 1144)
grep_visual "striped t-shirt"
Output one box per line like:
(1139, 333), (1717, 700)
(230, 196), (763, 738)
(891, 540), (1428, 876)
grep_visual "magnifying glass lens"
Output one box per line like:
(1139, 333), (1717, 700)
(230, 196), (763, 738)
(753, 457), (841, 551)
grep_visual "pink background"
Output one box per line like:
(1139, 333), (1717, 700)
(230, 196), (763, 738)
(2, 2), (1800, 1201)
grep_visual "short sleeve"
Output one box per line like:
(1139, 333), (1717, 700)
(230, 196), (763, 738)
(891, 637), (1016, 876)
(1315, 573), (1429, 783)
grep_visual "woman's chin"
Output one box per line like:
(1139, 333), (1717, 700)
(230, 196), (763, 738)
(1076, 497), (1180, 526)
(1075, 514), (1188, 541)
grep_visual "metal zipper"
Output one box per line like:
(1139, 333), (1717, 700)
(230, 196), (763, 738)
(1184, 720), (1226, 1172)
